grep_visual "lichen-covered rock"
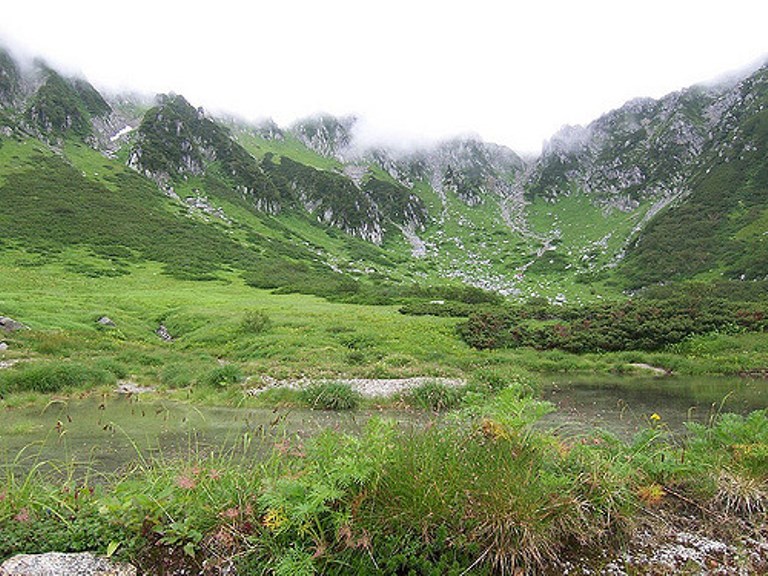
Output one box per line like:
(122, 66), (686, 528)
(0, 552), (136, 576)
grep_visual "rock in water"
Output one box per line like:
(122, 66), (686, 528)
(0, 316), (28, 332)
(0, 552), (136, 576)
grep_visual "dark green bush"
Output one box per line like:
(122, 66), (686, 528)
(459, 291), (768, 353)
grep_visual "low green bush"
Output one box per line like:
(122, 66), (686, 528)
(239, 309), (272, 334)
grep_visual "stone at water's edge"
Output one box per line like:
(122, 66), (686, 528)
(0, 552), (136, 576)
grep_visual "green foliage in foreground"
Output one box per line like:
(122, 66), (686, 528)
(1, 393), (766, 574)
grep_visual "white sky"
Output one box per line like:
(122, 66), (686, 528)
(1, 0), (766, 154)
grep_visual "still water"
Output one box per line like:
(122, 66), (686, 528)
(0, 375), (765, 472)
(0, 396), (414, 473)
(541, 373), (766, 438)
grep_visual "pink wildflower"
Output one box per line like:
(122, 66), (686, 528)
(221, 507), (240, 520)
(14, 508), (30, 523)
(175, 475), (197, 490)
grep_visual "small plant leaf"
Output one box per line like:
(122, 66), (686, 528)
(106, 540), (120, 557)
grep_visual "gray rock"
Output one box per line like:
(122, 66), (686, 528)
(0, 552), (136, 576)
(97, 316), (116, 327)
(0, 342), (7, 351)
(116, 380), (155, 394)
(155, 324), (173, 342)
(0, 316), (28, 333)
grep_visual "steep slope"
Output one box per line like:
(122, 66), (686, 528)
(0, 47), (20, 108)
(25, 65), (112, 142)
(521, 64), (768, 290)
(131, 97), (427, 243)
(129, 94), (283, 212)
(620, 65), (768, 286)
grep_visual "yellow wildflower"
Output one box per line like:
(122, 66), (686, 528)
(262, 507), (287, 531)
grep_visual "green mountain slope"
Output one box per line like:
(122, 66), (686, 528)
(1, 43), (767, 302)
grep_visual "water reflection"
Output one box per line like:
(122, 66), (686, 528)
(541, 374), (766, 438)
(0, 395), (423, 474)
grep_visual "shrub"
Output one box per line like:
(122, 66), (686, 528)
(239, 310), (272, 334)
(160, 362), (198, 389)
(299, 381), (361, 410)
(199, 364), (243, 388)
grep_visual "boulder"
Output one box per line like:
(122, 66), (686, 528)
(0, 316), (28, 333)
(97, 316), (116, 327)
(155, 324), (173, 342)
(0, 552), (136, 576)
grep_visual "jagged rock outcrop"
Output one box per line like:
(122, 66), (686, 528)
(25, 65), (112, 143)
(251, 117), (284, 140)
(0, 552), (136, 576)
(0, 47), (21, 108)
(366, 138), (523, 206)
(290, 114), (356, 158)
(129, 94), (283, 213)
(528, 86), (721, 212)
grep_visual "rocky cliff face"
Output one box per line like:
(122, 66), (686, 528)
(618, 63), (768, 286)
(290, 114), (356, 158)
(287, 114), (524, 207)
(382, 138), (524, 206)
(527, 86), (723, 215)
(0, 47), (21, 108)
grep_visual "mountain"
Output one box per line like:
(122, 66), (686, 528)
(1, 42), (767, 302)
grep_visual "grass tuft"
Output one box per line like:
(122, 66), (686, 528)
(299, 381), (361, 410)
